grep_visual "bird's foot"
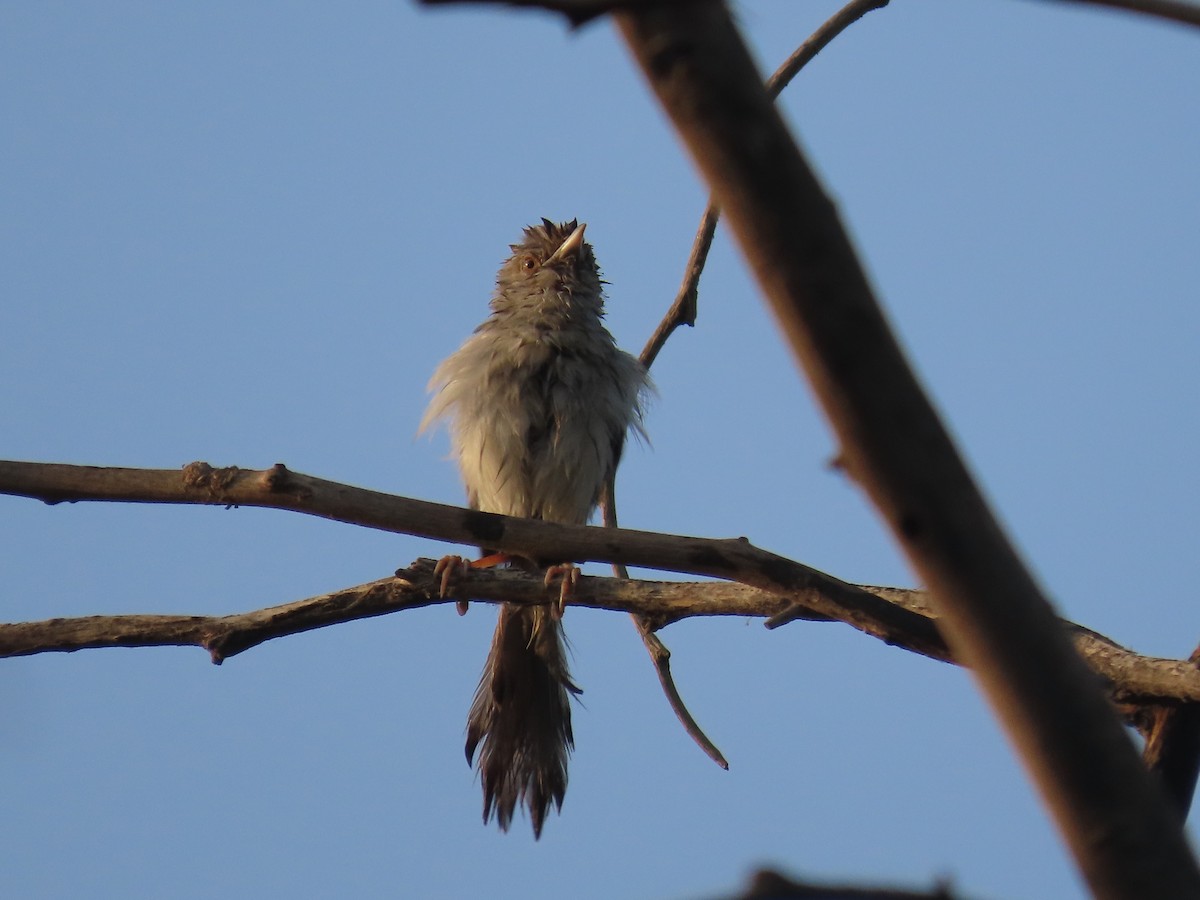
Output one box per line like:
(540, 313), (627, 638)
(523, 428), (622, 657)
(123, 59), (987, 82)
(543, 563), (581, 619)
(433, 555), (472, 614)
(435, 552), (514, 615)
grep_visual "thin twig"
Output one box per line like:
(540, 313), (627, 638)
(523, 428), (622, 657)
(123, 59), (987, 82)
(604, 474), (729, 769)
(763, 0), (890, 98)
(621, 0), (890, 769)
(638, 202), (717, 369)
(1043, 0), (1200, 29)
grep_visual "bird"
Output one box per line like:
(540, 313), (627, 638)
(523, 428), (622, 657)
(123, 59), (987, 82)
(420, 218), (650, 838)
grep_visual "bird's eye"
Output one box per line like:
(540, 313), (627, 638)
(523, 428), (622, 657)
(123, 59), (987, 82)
(519, 255), (538, 273)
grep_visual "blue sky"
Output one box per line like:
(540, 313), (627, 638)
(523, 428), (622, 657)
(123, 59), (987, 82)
(2, 2), (1198, 897)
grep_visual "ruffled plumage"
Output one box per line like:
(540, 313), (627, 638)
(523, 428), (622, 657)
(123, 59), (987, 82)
(421, 220), (650, 836)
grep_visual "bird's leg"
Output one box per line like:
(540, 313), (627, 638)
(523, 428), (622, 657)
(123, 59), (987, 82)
(543, 564), (581, 620)
(434, 552), (514, 615)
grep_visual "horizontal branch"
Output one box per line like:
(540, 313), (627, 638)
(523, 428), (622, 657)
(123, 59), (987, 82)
(4, 460), (1198, 708)
(0, 557), (1195, 709)
(0, 460), (948, 659)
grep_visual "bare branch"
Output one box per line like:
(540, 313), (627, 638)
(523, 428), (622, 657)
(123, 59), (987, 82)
(0, 459), (948, 658)
(3, 554), (1199, 714)
(635, 626), (729, 767)
(638, 0), (889, 372)
(736, 867), (959, 900)
(763, 0), (890, 98)
(421, 0), (1200, 33)
(638, 202), (715, 369)
(1041, 0), (1200, 30)
(1140, 644), (1200, 818)
(0, 577), (439, 664)
(418, 0), (697, 27)
(627, 0), (890, 770)
(8, 458), (1200, 708)
(602, 474), (730, 769)
(613, 2), (1199, 896)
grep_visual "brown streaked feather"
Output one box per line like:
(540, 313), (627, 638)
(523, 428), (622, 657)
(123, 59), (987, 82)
(465, 603), (580, 837)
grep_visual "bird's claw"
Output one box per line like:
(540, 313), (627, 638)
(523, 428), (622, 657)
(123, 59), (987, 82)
(434, 555), (472, 615)
(544, 564), (580, 620)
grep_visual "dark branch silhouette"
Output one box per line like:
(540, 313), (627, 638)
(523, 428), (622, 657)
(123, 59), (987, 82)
(1138, 644), (1200, 817)
(616, 0), (891, 774)
(608, 1), (1198, 897)
(1042, 0), (1200, 29)
(419, 0), (1200, 32)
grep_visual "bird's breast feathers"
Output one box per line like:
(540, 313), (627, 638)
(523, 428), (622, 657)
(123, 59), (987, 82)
(425, 324), (644, 523)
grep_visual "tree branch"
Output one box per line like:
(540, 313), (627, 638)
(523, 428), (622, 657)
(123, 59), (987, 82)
(735, 867), (959, 900)
(625, 0), (889, 770)
(1, 562), (1196, 714)
(419, 0), (698, 27)
(1042, 0), (1200, 29)
(637, 202), (713, 370)
(2, 462), (1198, 708)
(603, 476), (731, 769)
(0, 459), (948, 659)
(611, 2), (1199, 897)
(1139, 644), (1200, 818)
(637, 0), (889, 373)
(420, 0), (1200, 32)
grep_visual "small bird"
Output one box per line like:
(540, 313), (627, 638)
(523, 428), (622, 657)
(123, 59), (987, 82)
(421, 218), (649, 837)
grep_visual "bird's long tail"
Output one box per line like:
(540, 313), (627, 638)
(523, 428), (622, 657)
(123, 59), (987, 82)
(466, 602), (580, 838)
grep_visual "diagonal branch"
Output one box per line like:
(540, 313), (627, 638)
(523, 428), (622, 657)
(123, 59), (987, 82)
(638, 0), (889, 372)
(1041, 0), (1200, 29)
(611, 2), (1199, 896)
(637, 203), (713, 369)
(624, 0), (890, 773)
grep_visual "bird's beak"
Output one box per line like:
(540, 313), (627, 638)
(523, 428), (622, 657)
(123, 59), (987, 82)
(546, 223), (587, 264)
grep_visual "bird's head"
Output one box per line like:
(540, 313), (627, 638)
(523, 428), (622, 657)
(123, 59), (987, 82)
(491, 219), (606, 319)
